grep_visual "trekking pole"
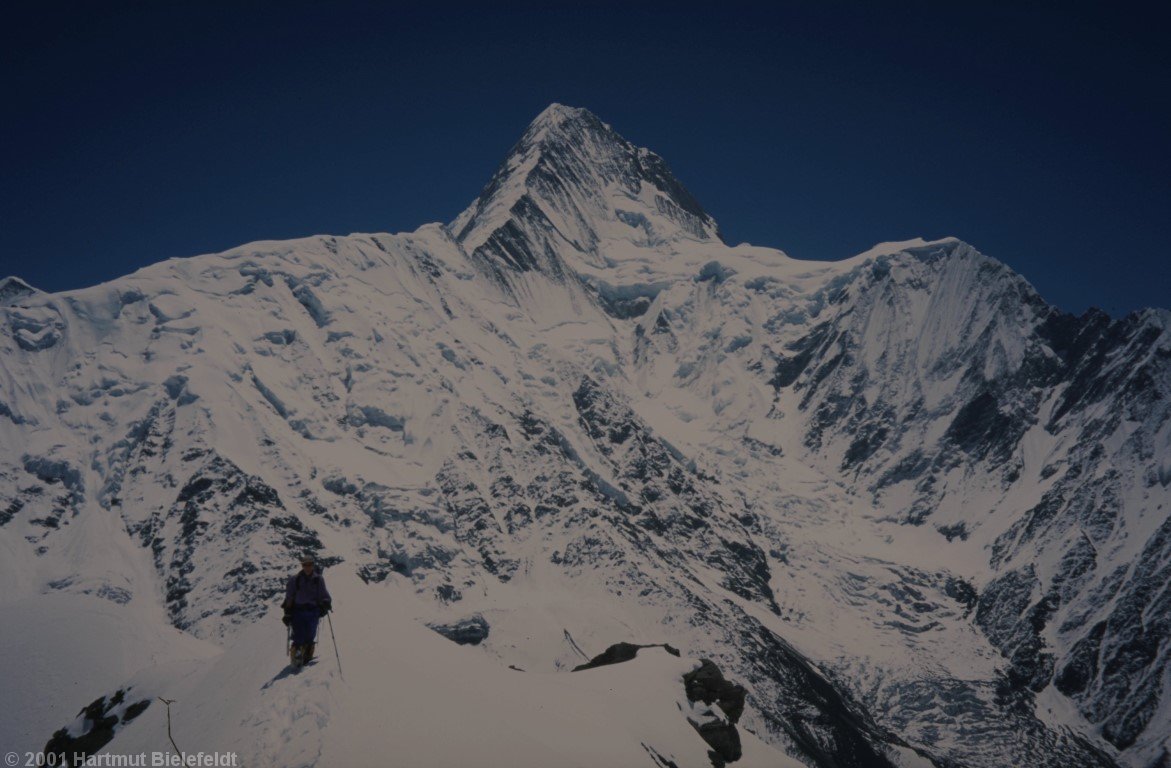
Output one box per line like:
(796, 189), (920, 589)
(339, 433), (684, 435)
(157, 698), (184, 764)
(326, 612), (344, 680)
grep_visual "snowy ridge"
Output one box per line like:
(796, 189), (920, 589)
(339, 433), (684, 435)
(2, 105), (1169, 768)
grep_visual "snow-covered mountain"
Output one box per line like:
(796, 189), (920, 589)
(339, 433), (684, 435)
(1, 104), (1168, 768)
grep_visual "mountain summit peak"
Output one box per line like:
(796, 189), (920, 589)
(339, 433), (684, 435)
(509, 103), (614, 162)
(526, 102), (596, 131)
(450, 105), (720, 274)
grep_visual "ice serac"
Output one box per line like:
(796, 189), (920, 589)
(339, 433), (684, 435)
(2, 104), (1170, 768)
(450, 104), (722, 318)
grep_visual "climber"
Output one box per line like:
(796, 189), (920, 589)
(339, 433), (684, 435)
(282, 555), (332, 666)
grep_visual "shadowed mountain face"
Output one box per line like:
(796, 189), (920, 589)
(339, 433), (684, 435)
(2, 105), (1168, 768)
(453, 104), (719, 252)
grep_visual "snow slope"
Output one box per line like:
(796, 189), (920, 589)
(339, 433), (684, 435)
(99, 574), (799, 768)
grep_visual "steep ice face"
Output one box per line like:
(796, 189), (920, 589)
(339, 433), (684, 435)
(449, 105), (724, 318)
(453, 104), (719, 252)
(2, 105), (1170, 768)
(627, 230), (1171, 763)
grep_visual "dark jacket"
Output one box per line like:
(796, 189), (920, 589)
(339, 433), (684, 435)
(283, 568), (332, 610)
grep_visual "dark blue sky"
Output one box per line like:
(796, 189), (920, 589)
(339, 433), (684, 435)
(2, 2), (1168, 315)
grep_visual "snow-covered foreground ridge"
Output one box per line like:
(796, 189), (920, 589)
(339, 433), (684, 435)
(1, 104), (1168, 768)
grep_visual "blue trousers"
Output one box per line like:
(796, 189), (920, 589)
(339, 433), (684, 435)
(291, 605), (319, 645)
